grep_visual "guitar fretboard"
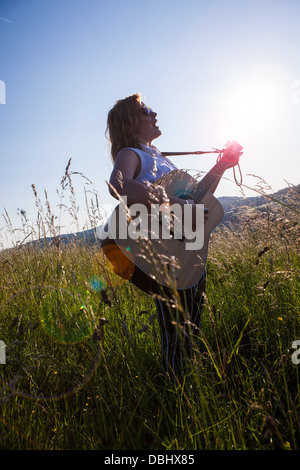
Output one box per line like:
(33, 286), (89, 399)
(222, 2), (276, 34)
(191, 159), (228, 202)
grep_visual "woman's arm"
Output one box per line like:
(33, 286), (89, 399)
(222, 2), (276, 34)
(109, 148), (187, 209)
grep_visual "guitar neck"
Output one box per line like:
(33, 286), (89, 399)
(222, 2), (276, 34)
(191, 159), (228, 202)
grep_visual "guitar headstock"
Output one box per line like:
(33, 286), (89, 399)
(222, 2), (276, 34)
(218, 140), (243, 167)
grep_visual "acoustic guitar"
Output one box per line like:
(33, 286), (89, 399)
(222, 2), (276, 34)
(100, 141), (243, 291)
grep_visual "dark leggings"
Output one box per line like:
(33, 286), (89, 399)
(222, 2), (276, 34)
(154, 273), (206, 381)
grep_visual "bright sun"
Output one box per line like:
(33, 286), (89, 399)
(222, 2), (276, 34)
(217, 65), (288, 142)
(232, 77), (281, 123)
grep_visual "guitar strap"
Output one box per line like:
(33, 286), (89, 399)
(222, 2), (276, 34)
(162, 150), (219, 156)
(163, 149), (243, 187)
(233, 162), (243, 187)
(215, 148), (243, 187)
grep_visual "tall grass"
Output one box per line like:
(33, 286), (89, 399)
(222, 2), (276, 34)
(0, 162), (299, 450)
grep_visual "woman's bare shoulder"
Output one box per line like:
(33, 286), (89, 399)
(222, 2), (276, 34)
(115, 147), (139, 162)
(111, 148), (141, 180)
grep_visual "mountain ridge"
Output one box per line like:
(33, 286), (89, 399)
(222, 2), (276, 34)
(22, 183), (300, 248)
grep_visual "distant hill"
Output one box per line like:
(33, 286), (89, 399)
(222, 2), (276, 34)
(26, 227), (100, 249)
(218, 183), (299, 226)
(25, 183), (299, 248)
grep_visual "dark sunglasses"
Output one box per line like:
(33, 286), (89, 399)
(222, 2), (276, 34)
(142, 105), (153, 116)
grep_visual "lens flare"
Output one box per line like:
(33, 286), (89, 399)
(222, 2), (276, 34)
(0, 286), (103, 402)
(101, 243), (135, 280)
(89, 275), (106, 292)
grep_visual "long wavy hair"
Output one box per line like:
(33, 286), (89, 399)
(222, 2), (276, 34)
(106, 93), (143, 162)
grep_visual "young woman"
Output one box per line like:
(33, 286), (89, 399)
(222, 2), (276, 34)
(102, 92), (240, 381)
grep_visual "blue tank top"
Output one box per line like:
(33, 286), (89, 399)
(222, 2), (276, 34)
(122, 144), (177, 185)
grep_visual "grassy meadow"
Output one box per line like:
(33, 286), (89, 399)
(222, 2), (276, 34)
(0, 165), (299, 450)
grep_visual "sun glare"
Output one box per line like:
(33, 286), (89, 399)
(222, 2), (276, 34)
(232, 78), (281, 123)
(213, 66), (289, 144)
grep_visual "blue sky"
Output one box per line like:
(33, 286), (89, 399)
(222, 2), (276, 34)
(1, 0), (300, 245)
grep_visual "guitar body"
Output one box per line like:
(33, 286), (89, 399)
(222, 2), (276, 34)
(100, 170), (224, 291)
